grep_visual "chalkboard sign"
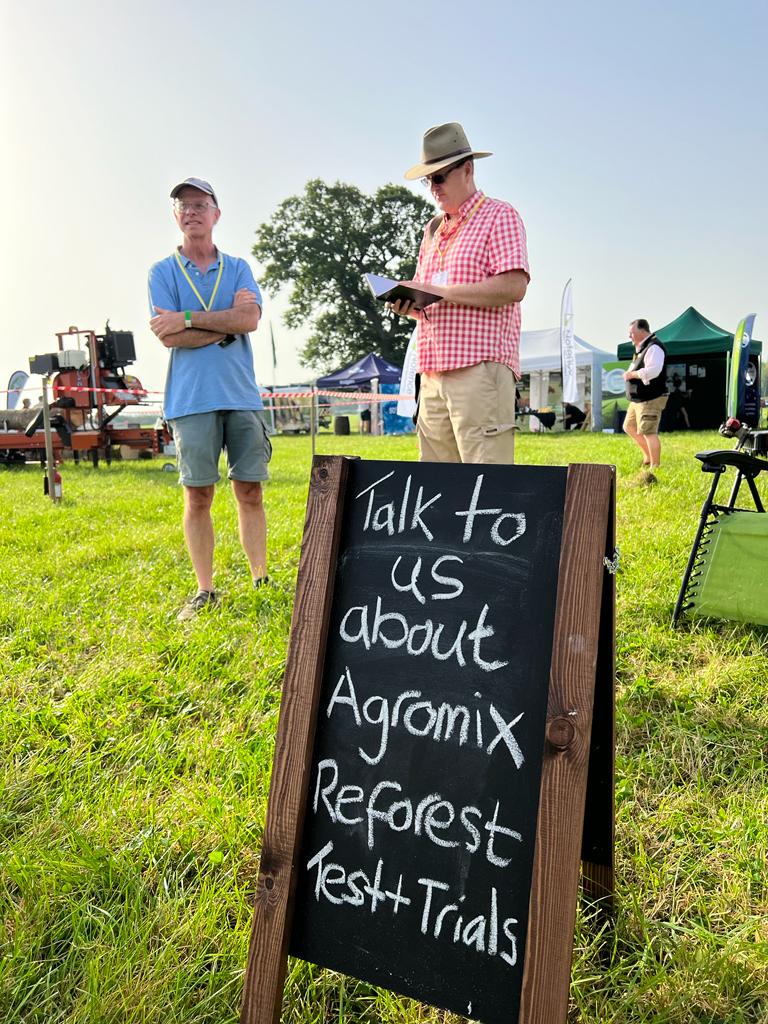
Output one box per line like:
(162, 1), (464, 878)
(242, 456), (614, 1024)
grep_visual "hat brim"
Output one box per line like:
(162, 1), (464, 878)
(404, 150), (492, 181)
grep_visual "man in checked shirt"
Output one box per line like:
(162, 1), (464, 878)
(391, 123), (529, 464)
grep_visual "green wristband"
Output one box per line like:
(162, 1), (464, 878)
(184, 311), (192, 329)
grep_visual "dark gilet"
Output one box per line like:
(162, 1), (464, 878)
(625, 334), (667, 402)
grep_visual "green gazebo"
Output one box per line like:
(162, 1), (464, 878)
(617, 307), (762, 429)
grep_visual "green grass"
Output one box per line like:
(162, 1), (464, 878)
(1, 430), (767, 1024)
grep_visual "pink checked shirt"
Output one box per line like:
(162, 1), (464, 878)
(414, 190), (529, 375)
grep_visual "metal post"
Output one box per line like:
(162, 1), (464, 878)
(591, 358), (603, 431)
(371, 377), (380, 435)
(41, 377), (58, 504)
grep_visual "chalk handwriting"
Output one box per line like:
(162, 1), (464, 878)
(339, 597), (508, 672)
(306, 842), (411, 915)
(312, 758), (522, 861)
(326, 668), (525, 767)
(303, 840), (520, 969)
(418, 877), (518, 967)
(357, 472), (442, 542)
(299, 462), (550, 991)
(455, 474), (527, 545)
(390, 554), (464, 605)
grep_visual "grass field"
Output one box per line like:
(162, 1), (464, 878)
(1, 430), (767, 1024)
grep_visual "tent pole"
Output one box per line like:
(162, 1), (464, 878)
(269, 390), (276, 435)
(311, 383), (316, 459)
(371, 377), (380, 435)
(591, 357), (602, 431)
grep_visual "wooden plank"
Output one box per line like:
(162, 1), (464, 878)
(581, 470), (616, 905)
(519, 463), (614, 1024)
(240, 455), (351, 1024)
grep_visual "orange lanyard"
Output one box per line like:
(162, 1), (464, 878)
(433, 194), (486, 269)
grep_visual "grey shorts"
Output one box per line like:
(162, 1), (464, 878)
(169, 410), (272, 487)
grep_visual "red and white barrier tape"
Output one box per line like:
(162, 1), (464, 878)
(51, 386), (153, 396)
(3, 385), (414, 402)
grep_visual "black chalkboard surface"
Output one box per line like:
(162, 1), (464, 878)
(290, 460), (566, 1022)
(241, 456), (615, 1024)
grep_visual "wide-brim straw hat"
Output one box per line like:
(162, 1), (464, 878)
(404, 122), (492, 181)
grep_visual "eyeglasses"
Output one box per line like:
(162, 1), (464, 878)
(421, 159), (468, 187)
(173, 200), (217, 213)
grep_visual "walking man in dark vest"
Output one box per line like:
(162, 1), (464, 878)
(623, 318), (668, 481)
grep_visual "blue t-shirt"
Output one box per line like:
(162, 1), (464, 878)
(148, 249), (264, 419)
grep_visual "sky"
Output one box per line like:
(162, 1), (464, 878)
(1, 0), (766, 405)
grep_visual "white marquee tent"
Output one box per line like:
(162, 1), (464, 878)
(519, 328), (615, 430)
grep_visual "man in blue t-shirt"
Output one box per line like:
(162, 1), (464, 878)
(148, 177), (271, 620)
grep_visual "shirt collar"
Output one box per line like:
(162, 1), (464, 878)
(177, 246), (221, 271)
(445, 189), (484, 223)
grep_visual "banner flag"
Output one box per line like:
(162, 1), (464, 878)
(727, 314), (756, 421)
(6, 371), (29, 410)
(396, 329), (418, 419)
(560, 278), (578, 405)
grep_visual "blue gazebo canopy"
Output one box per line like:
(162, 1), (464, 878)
(316, 352), (401, 389)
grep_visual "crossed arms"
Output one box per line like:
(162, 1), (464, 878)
(149, 289), (261, 349)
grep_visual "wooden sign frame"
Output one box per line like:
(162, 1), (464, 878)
(241, 456), (615, 1024)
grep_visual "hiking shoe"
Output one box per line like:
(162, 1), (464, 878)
(638, 469), (658, 486)
(177, 589), (218, 621)
(253, 575), (270, 589)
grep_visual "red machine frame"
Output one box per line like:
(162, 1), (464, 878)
(1, 326), (169, 465)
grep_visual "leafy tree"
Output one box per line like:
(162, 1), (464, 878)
(253, 179), (434, 371)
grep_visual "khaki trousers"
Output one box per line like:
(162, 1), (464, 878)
(417, 361), (517, 464)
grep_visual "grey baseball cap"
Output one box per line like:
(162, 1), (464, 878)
(170, 177), (218, 205)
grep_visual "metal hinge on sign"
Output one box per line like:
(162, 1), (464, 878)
(603, 547), (620, 575)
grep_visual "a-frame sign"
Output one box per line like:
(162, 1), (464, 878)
(241, 456), (615, 1024)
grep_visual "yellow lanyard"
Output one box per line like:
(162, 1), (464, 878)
(174, 249), (225, 311)
(434, 194), (486, 269)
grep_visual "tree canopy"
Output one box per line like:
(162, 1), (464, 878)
(252, 180), (434, 372)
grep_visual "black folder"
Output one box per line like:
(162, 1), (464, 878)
(364, 273), (443, 311)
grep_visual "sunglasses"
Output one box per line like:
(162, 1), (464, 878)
(421, 158), (469, 187)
